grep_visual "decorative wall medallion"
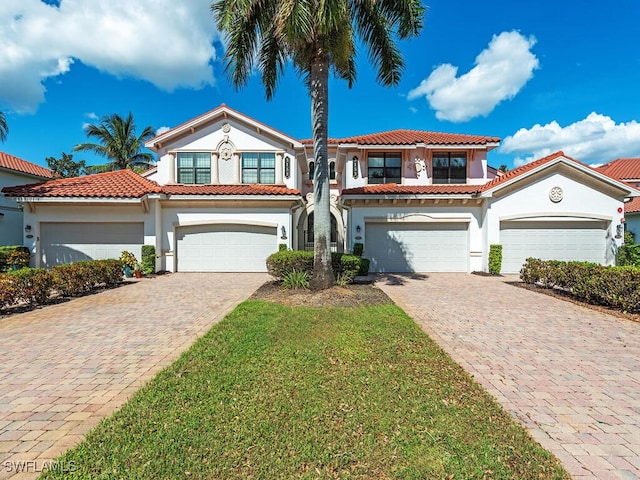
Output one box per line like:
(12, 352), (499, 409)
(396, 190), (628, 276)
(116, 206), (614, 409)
(222, 123), (231, 133)
(218, 135), (235, 161)
(549, 186), (563, 203)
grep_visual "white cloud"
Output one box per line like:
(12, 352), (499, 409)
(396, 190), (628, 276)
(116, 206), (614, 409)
(0, 0), (219, 113)
(408, 31), (539, 122)
(84, 112), (98, 120)
(501, 112), (640, 166)
(155, 126), (171, 136)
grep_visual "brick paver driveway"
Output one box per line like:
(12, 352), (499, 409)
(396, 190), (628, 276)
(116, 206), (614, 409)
(377, 273), (640, 480)
(0, 273), (267, 479)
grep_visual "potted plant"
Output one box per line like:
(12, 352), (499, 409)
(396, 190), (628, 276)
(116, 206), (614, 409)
(119, 251), (137, 278)
(133, 262), (143, 278)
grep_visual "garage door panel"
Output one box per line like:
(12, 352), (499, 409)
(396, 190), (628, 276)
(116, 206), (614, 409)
(176, 224), (276, 272)
(501, 221), (607, 274)
(366, 222), (468, 273)
(41, 222), (144, 268)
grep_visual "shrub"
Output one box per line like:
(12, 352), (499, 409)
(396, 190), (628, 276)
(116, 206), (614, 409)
(618, 243), (640, 267)
(9, 268), (54, 306)
(278, 243), (288, 251)
(352, 242), (364, 257)
(266, 250), (370, 284)
(281, 270), (310, 290)
(519, 258), (640, 313)
(267, 250), (314, 279)
(0, 246), (31, 271)
(0, 274), (17, 308)
(488, 244), (502, 275)
(141, 245), (156, 275)
(51, 262), (95, 296)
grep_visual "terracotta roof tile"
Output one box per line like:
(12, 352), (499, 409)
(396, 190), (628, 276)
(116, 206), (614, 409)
(302, 129), (500, 146)
(0, 151), (54, 178)
(626, 196), (640, 214)
(1, 170), (162, 198)
(162, 184), (300, 196)
(597, 158), (640, 180)
(341, 184), (481, 195)
(480, 151), (571, 191)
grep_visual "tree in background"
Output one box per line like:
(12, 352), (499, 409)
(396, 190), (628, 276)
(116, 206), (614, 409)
(0, 111), (8, 142)
(212, 0), (424, 289)
(46, 152), (88, 178)
(73, 112), (155, 172)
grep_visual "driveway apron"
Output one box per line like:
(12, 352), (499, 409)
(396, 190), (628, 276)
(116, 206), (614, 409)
(0, 273), (267, 479)
(377, 273), (640, 480)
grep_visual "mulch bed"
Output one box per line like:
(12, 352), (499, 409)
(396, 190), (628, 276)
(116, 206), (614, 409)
(250, 281), (393, 307)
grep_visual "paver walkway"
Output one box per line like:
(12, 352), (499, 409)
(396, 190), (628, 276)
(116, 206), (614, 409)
(0, 273), (267, 479)
(377, 273), (640, 480)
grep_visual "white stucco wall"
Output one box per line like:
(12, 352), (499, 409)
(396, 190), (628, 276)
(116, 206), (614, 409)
(152, 118), (298, 190)
(349, 204), (484, 272)
(159, 206), (292, 272)
(21, 203), (150, 267)
(486, 171), (625, 267)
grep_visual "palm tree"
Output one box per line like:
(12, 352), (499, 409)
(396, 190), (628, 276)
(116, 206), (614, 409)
(0, 111), (8, 142)
(73, 112), (155, 171)
(212, 0), (425, 289)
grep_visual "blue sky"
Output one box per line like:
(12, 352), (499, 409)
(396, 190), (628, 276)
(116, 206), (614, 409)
(1, 0), (639, 171)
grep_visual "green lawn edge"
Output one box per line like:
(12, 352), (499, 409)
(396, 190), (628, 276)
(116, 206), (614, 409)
(41, 301), (569, 479)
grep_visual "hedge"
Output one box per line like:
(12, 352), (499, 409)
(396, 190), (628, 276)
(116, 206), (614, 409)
(266, 250), (370, 282)
(141, 245), (156, 275)
(0, 246), (31, 272)
(520, 258), (640, 313)
(488, 244), (503, 275)
(1, 259), (123, 312)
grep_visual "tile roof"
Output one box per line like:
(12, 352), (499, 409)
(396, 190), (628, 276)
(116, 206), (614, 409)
(301, 129), (500, 146)
(341, 184), (481, 195)
(480, 151), (570, 191)
(626, 196), (640, 214)
(1, 169), (300, 199)
(597, 157), (640, 180)
(161, 184), (300, 196)
(1, 170), (162, 198)
(0, 151), (54, 178)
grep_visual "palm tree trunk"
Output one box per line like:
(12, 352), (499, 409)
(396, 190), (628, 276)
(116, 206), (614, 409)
(309, 53), (335, 290)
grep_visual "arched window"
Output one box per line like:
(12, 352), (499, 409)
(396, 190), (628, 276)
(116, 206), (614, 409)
(329, 161), (336, 180)
(308, 161), (315, 180)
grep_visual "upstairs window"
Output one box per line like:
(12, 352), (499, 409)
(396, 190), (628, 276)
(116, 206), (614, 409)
(177, 152), (211, 184)
(242, 152), (276, 184)
(308, 160), (336, 181)
(368, 153), (401, 184)
(433, 152), (467, 184)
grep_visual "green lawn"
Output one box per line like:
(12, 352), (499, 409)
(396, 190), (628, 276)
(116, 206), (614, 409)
(43, 301), (568, 479)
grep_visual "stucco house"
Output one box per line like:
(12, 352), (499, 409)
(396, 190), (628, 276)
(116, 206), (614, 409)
(0, 152), (53, 246)
(2, 105), (637, 274)
(597, 158), (640, 241)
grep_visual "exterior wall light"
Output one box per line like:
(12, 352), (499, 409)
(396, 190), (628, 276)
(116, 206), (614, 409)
(24, 225), (32, 232)
(352, 156), (359, 179)
(356, 225), (361, 233)
(281, 226), (287, 239)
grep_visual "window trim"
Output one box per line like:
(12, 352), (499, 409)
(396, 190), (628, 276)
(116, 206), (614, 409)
(432, 152), (468, 184)
(241, 152), (276, 184)
(176, 152), (211, 185)
(367, 152), (402, 184)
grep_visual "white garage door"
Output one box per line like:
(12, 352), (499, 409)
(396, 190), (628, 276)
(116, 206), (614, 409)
(41, 222), (144, 268)
(501, 221), (608, 274)
(176, 224), (277, 272)
(365, 222), (468, 273)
